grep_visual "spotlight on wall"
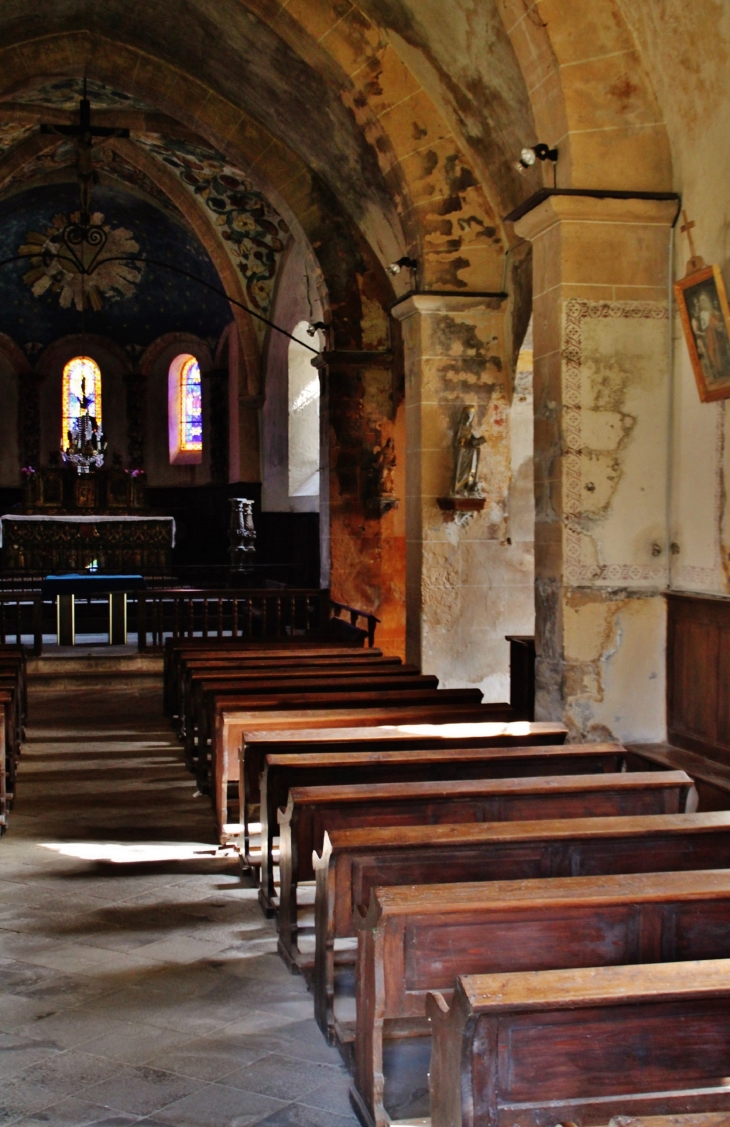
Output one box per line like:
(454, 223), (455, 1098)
(516, 142), (558, 170)
(387, 256), (418, 276)
(306, 321), (328, 337)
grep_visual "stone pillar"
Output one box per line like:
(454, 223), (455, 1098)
(326, 351), (407, 658)
(206, 367), (229, 484)
(123, 371), (145, 468)
(20, 371), (41, 469)
(514, 196), (678, 741)
(393, 295), (534, 698)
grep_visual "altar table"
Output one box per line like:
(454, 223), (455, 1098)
(41, 573), (147, 646)
(0, 515), (175, 574)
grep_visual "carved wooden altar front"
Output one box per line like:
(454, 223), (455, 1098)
(0, 515), (175, 573)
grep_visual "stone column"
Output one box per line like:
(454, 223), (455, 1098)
(123, 371), (145, 468)
(206, 367), (229, 484)
(514, 196), (678, 741)
(393, 295), (534, 698)
(20, 371), (41, 469)
(326, 350), (407, 658)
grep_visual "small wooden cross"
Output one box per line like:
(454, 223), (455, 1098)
(680, 209), (705, 275)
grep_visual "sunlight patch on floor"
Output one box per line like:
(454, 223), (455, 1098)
(39, 841), (223, 862)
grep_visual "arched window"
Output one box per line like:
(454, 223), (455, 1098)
(62, 356), (102, 448)
(168, 353), (203, 465)
(288, 322), (320, 497)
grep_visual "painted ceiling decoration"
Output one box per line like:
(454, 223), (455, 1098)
(19, 210), (143, 312)
(4, 77), (154, 114)
(0, 182), (233, 349)
(136, 135), (290, 319)
(0, 78), (292, 337)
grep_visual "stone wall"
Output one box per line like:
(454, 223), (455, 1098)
(617, 2), (730, 599)
(395, 294), (535, 699)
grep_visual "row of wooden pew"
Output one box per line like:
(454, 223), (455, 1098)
(0, 644), (27, 834)
(165, 637), (535, 841)
(166, 637), (730, 1127)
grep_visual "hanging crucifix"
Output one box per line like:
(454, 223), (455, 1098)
(40, 78), (130, 225)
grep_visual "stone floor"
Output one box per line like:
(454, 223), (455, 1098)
(0, 684), (359, 1127)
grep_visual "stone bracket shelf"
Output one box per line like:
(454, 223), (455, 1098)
(437, 496), (486, 512)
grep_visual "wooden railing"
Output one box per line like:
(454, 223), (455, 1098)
(137, 588), (332, 650)
(0, 587), (381, 654)
(330, 599), (380, 648)
(0, 592), (43, 656)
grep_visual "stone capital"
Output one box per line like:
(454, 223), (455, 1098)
(391, 292), (506, 322)
(514, 194), (680, 242)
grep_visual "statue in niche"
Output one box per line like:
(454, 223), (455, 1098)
(370, 436), (398, 514)
(376, 437), (396, 497)
(451, 406), (485, 496)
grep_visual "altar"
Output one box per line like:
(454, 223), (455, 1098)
(0, 515), (176, 574)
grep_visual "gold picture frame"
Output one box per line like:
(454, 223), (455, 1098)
(675, 263), (730, 402)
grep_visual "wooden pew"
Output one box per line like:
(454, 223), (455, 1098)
(0, 688), (14, 831)
(353, 870), (730, 1127)
(313, 805), (730, 1043)
(0, 647), (26, 833)
(239, 719), (570, 843)
(214, 702), (504, 840)
(427, 958), (730, 1127)
(0, 647), (26, 728)
(181, 656), (410, 746)
(165, 639), (380, 717)
(257, 741), (627, 914)
(610, 1115), (730, 1127)
(277, 770), (696, 969)
(188, 670), (445, 769)
(178, 651), (403, 740)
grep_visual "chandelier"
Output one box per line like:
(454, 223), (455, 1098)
(62, 375), (107, 474)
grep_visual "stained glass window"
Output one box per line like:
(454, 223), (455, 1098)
(179, 356), (203, 452)
(62, 356), (102, 448)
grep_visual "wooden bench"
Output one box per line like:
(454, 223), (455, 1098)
(0, 647), (26, 832)
(256, 741), (627, 913)
(171, 644), (385, 723)
(277, 770), (696, 970)
(178, 652), (407, 745)
(202, 685), (486, 805)
(188, 671), (450, 770)
(239, 719), (570, 841)
(0, 688), (15, 830)
(165, 639), (379, 717)
(427, 958), (730, 1127)
(313, 807), (730, 1042)
(181, 656), (411, 746)
(353, 869), (730, 1127)
(214, 703), (504, 840)
(610, 1115), (730, 1127)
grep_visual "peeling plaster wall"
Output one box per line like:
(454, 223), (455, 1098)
(616, 2), (730, 598)
(397, 295), (535, 700)
(548, 298), (670, 742)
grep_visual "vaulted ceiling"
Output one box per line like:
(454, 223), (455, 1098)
(0, 0), (674, 356)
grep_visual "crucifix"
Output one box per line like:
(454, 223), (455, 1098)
(40, 78), (130, 223)
(680, 209), (705, 277)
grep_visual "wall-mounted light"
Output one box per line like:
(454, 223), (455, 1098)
(387, 256), (418, 276)
(516, 143), (558, 171)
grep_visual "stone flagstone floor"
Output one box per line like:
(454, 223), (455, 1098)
(0, 685), (360, 1127)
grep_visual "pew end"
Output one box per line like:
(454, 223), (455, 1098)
(429, 959), (730, 1127)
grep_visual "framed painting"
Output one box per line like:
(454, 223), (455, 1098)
(675, 263), (730, 401)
